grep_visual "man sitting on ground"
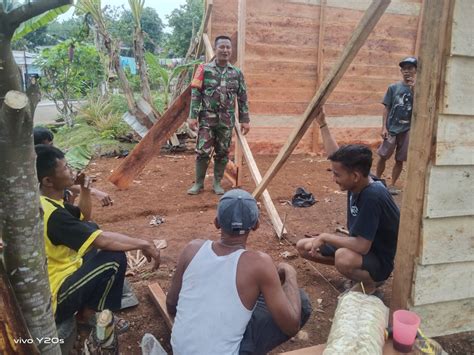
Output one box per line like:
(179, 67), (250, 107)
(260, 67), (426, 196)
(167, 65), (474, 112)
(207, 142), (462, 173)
(296, 110), (400, 295)
(167, 189), (312, 355)
(35, 144), (161, 328)
(34, 126), (113, 207)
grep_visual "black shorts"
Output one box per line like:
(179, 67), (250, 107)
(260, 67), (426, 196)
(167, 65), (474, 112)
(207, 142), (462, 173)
(319, 244), (392, 282)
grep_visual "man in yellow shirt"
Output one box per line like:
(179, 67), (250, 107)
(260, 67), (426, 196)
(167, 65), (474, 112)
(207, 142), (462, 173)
(35, 145), (161, 327)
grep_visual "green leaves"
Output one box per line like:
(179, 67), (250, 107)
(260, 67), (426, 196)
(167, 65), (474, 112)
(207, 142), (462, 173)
(65, 144), (93, 170)
(13, 5), (72, 40)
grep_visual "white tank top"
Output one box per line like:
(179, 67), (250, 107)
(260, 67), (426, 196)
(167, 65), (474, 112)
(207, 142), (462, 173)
(171, 240), (253, 355)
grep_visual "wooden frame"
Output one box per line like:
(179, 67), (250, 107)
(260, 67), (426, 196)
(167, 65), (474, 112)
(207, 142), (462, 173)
(252, 0), (392, 199)
(390, 0), (453, 312)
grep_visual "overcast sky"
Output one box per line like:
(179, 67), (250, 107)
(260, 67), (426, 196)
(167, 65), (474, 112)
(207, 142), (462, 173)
(59, 0), (188, 30)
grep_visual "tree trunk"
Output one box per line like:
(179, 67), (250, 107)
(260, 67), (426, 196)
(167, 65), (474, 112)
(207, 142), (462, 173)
(134, 28), (153, 105)
(105, 37), (153, 129)
(0, 91), (61, 355)
(0, 38), (22, 104)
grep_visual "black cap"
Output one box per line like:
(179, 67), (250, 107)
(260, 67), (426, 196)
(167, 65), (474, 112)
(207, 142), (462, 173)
(399, 57), (417, 68)
(217, 189), (259, 235)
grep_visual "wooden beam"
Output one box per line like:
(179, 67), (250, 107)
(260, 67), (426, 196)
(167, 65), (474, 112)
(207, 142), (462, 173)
(196, 1), (214, 57)
(202, 33), (214, 62)
(235, 0), (247, 187)
(390, 0), (453, 311)
(311, 0), (326, 153)
(0, 263), (39, 355)
(253, 0), (391, 199)
(109, 85), (192, 189)
(148, 283), (174, 330)
(235, 122), (287, 238)
(414, 0), (424, 57)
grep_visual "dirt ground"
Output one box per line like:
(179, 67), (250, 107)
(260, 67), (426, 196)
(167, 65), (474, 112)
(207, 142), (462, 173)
(81, 150), (473, 354)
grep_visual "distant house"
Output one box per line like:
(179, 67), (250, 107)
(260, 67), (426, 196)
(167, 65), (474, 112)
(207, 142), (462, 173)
(12, 50), (41, 90)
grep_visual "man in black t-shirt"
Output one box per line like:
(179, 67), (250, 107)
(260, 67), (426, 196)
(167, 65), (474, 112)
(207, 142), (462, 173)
(296, 110), (400, 294)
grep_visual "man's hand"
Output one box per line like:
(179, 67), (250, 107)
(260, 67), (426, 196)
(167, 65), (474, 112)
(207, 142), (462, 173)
(92, 189), (113, 207)
(240, 122), (250, 135)
(142, 242), (161, 271)
(381, 127), (388, 140)
(188, 118), (198, 132)
(309, 236), (325, 257)
(313, 107), (327, 127)
(277, 262), (297, 285)
(74, 171), (91, 189)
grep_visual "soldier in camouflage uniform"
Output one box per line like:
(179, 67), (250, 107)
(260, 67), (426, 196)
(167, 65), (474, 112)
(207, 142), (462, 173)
(187, 35), (250, 195)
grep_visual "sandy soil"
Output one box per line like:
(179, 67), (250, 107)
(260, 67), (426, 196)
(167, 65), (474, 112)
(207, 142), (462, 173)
(75, 151), (472, 354)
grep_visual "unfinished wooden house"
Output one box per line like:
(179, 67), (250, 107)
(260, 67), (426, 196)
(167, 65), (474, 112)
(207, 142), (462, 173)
(207, 0), (424, 153)
(391, 0), (474, 337)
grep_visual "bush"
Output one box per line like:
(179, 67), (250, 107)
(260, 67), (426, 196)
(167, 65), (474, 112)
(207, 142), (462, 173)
(78, 94), (131, 139)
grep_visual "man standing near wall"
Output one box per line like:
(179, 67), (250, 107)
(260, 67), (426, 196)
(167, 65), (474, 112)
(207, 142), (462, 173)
(187, 35), (250, 195)
(376, 57), (417, 195)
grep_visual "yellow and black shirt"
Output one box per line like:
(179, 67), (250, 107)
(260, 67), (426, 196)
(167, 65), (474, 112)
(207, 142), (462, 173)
(40, 196), (102, 313)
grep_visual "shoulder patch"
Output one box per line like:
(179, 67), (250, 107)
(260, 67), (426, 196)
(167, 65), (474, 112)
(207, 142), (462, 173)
(191, 64), (205, 89)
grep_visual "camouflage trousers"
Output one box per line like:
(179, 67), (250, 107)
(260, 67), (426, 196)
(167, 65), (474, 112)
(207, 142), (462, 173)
(195, 120), (233, 164)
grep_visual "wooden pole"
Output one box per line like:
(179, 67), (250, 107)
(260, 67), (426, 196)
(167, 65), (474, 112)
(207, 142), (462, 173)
(311, 0), (326, 153)
(253, 0), (391, 199)
(234, 0), (247, 186)
(390, 0), (452, 312)
(414, 0), (424, 57)
(234, 122), (287, 238)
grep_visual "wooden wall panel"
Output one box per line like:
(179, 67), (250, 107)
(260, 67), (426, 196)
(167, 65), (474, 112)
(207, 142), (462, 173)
(412, 261), (474, 305)
(424, 166), (474, 218)
(410, 298), (474, 337)
(420, 216), (474, 265)
(450, 0), (474, 56)
(435, 114), (474, 166)
(442, 56), (474, 116)
(209, 0), (421, 151)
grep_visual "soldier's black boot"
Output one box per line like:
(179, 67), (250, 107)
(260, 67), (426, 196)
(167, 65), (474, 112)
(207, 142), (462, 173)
(213, 159), (226, 195)
(187, 158), (209, 195)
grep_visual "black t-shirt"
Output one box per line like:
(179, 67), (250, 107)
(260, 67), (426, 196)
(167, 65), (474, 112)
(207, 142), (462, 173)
(347, 181), (400, 268)
(383, 81), (413, 135)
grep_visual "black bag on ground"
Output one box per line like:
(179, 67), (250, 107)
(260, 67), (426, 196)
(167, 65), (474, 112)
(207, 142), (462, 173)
(291, 187), (316, 207)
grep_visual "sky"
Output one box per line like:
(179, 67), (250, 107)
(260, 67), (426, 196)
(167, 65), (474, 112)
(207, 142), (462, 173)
(59, 0), (188, 30)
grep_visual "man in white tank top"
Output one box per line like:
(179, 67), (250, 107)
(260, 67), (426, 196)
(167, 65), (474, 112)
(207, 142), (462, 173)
(167, 189), (312, 354)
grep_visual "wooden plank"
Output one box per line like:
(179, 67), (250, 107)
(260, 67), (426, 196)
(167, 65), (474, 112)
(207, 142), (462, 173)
(148, 283), (174, 330)
(410, 298), (474, 337)
(202, 33), (215, 61)
(235, 121), (287, 238)
(235, 0), (247, 187)
(435, 114), (474, 165)
(252, 0), (392, 199)
(312, 0), (326, 153)
(420, 216), (474, 265)
(442, 56), (474, 116)
(287, 0), (421, 16)
(390, 0), (452, 312)
(450, 0), (474, 57)
(196, 1), (214, 57)
(109, 86), (191, 189)
(412, 261), (474, 305)
(0, 263), (39, 355)
(425, 166), (474, 218)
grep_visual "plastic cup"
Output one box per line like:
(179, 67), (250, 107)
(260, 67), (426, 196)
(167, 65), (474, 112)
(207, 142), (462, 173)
(393, 310), (421, 353)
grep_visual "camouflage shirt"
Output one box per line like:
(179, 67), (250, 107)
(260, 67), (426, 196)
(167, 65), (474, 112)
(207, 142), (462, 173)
(189, 60), (250, 126)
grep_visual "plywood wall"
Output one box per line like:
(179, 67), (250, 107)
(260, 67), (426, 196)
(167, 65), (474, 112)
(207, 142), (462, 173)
(407, 0), (474, 337)
(209, 0), (422, 153)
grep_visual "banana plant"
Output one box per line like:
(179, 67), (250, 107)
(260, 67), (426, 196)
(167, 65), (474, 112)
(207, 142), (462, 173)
(145, 52), (201, 109)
